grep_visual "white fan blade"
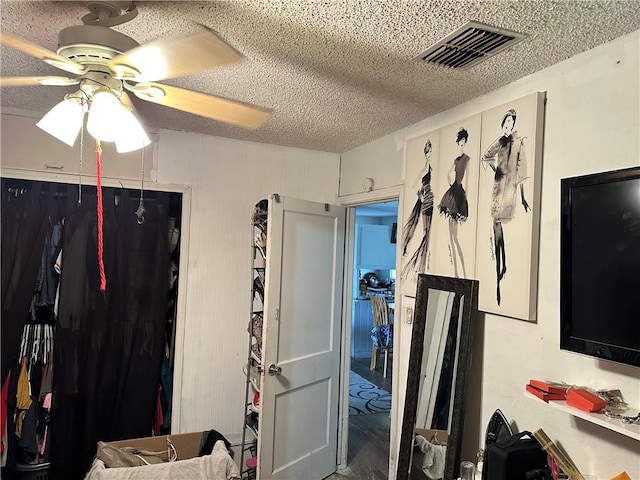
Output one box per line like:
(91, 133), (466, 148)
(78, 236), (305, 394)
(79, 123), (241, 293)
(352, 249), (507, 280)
(0, 76), (80, 87)
(108, 24), (244, 82)
(0, 31), (86, 75)
(132, 82), (271, 129)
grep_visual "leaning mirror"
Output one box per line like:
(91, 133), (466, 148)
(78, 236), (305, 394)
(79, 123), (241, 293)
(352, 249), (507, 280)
(397, 274), (479, 480)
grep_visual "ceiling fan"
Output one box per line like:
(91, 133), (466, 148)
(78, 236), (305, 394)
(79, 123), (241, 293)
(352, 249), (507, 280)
(0, 0), (272, 149)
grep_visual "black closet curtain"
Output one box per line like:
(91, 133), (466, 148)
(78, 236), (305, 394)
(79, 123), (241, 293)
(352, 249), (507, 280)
(51, 189), (170, 479)
(1, 180), (170, 480)
(1, 183), (51, 382)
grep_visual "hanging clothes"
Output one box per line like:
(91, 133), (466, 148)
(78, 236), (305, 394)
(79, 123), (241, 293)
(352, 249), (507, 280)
(1, 183), (49, 381)
(2, 182), (65, 470)
(29, 219), (63, 320)
(5, 361), (22, 470)
(15, 359), (32, 413)
(6, 323), (57, 466)
(160, 354), (173, 432)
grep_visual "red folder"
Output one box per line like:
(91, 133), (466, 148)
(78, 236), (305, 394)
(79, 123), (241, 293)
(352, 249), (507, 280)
(566, 388), (607, 412)
(526, 384), (566, 401)
(528, 379), (569, 395)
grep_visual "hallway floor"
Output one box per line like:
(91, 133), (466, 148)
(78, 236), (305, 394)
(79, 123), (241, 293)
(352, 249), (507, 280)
(350, 356), (392, 391)
(326, 356), (393, 480)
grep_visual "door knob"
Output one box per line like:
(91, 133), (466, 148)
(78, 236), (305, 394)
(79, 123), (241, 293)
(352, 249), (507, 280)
(267, 363), (282, 376)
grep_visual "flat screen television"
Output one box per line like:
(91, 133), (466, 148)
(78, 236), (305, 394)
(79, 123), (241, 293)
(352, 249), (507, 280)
(560, 166), (640, 368)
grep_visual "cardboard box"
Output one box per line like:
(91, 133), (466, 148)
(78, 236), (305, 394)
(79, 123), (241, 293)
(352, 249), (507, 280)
(105, 431), (205, 461)
(87, 431), (241, 480)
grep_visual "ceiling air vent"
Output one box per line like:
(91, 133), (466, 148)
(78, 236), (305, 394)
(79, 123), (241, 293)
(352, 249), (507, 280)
(417, 21), (527, 70)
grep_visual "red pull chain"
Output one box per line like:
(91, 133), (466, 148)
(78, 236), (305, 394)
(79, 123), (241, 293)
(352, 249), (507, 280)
(95, 140), (106, 292)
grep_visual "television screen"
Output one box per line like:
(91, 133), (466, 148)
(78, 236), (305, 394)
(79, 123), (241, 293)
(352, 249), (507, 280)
(560, 166), (640, 368)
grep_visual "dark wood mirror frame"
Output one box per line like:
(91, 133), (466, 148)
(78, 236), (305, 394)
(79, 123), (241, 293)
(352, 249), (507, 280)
(396, 274), (479, 480)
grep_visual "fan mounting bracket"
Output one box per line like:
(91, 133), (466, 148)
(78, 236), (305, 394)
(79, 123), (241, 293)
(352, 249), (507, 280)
(82, 1), (138, 28)
(57, 25), (139, 68)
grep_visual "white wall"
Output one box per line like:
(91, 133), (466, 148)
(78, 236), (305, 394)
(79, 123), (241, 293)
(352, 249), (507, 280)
(339, 131), (404, 196)
(155, 130), (340, 435)
(341, 30), (640, 478)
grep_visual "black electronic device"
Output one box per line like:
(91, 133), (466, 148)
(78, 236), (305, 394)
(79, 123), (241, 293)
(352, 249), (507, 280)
(560, 166), (640, 368)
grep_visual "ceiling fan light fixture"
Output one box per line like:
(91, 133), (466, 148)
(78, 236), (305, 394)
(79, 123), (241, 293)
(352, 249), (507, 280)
(3, 6), (271, 139)
(115, 110), (151, 153)
(86, 88), (128, 142)
(36, 95), (85, 147)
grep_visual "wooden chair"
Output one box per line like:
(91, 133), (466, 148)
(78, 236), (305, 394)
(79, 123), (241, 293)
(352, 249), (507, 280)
(369, 295), (393, 378)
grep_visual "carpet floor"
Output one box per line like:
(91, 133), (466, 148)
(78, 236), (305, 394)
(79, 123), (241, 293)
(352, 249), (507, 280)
(349, 370), (392, 416)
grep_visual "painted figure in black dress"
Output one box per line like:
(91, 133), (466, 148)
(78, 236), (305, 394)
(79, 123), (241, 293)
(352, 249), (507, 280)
(402, 140), (434, 278)
(438, 128), (470, 278)
(481, 109), (529, 305)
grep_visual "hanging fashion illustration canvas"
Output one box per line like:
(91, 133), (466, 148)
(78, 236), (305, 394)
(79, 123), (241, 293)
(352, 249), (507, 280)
(430, 114), (482, 279)
(474, 92), (545, 321)
(400, 129), (441, 296)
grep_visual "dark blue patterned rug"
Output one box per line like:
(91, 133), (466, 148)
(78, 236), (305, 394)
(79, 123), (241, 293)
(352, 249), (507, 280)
(349, 370), (392, 416)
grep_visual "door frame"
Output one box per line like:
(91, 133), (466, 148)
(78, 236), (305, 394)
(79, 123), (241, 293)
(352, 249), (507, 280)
(336, 185), (403, 477)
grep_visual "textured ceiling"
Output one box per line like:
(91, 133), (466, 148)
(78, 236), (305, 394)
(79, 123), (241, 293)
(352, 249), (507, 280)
(1, 1), (639, 153)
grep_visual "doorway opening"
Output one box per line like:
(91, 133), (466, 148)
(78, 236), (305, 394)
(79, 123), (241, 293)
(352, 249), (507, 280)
(346, 200), (398, 479)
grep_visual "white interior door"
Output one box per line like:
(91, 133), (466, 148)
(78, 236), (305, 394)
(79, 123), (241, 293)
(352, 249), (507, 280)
(259, 195), (346, 480)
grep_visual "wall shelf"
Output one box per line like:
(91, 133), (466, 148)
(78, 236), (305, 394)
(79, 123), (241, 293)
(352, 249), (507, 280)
(525, 392), (640, 441)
